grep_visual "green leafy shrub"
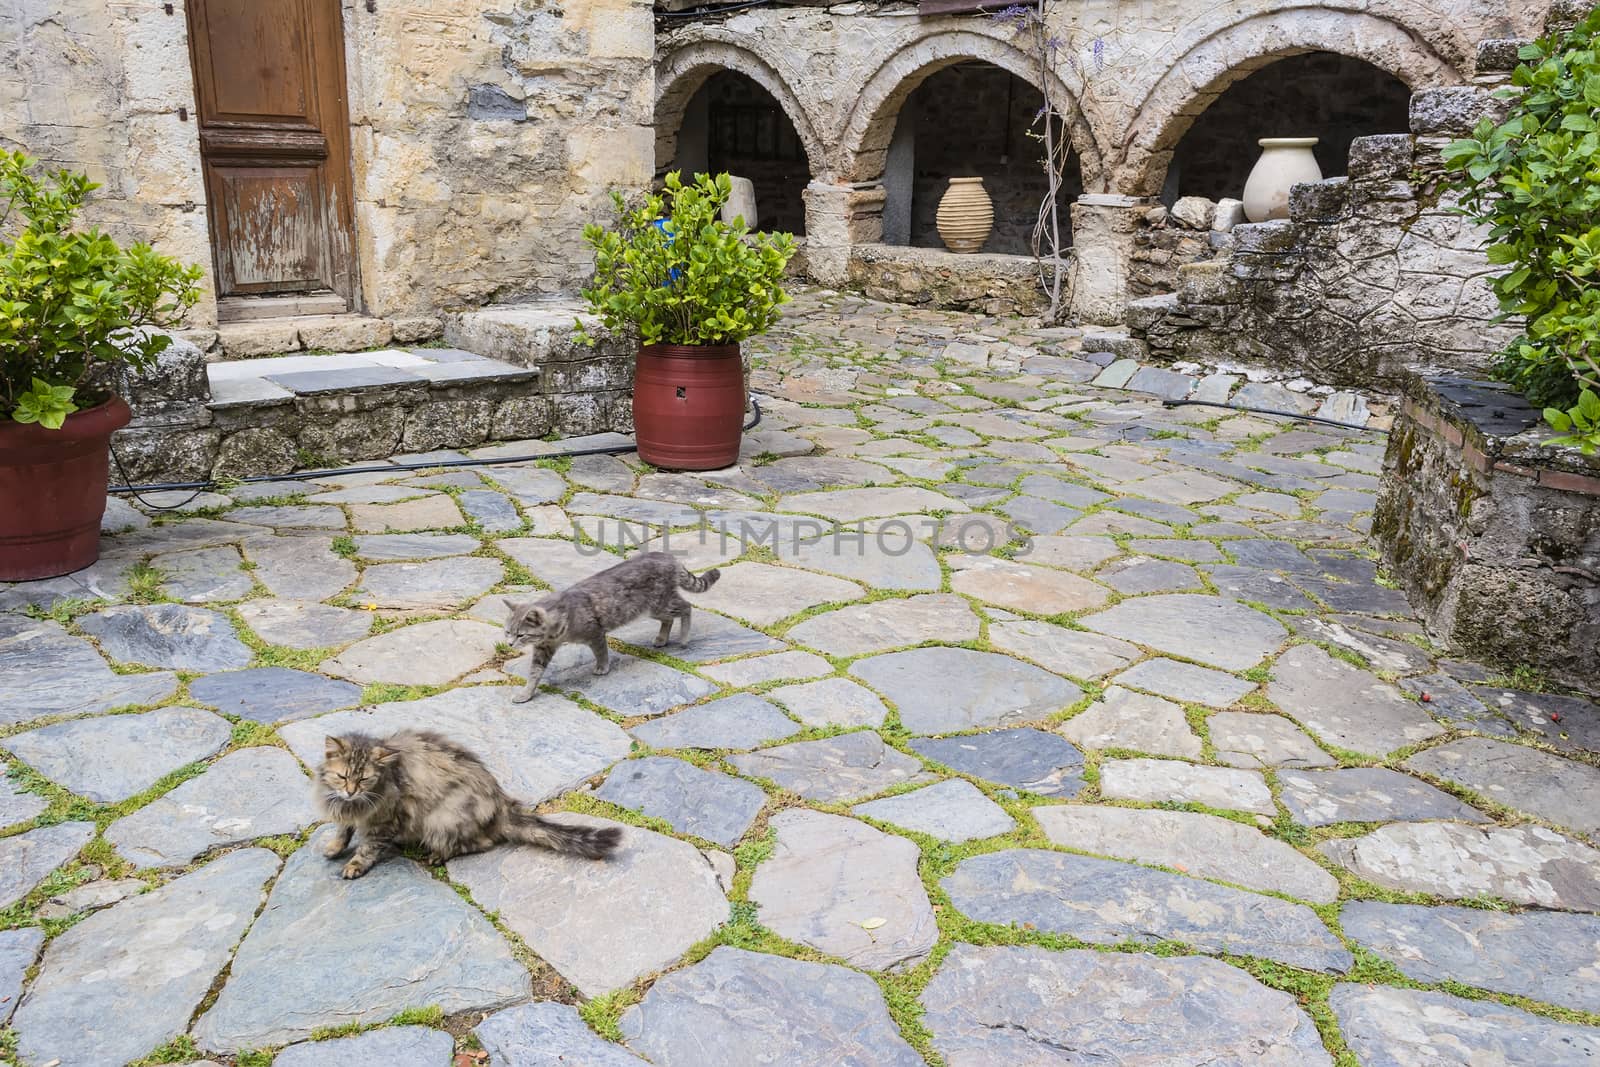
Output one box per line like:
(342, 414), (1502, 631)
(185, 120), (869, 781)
(1441, 6), (1600, 451)
(578, 171), (796, 347)
(1, 151), (202, 429)
(1547, 388), (1600, 453)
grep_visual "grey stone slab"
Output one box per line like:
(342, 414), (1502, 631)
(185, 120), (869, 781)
(228, 504), (347, 530)
(1290, 616), (1432, 674)
(1102, 757), (1276, 814)
(910, 728), (1085, 796)
(1127, 365), (1198, 400)
(949, 554), (1111, 614)
(247, 534), (358, 600)
(265, 365), (419, 392)
(1114, 657), (1254, 706)
(77, 603), (252, 671)
(1331, 985), (1600, 1066)
(611, 608), (786, 662)
(1322, 822), (1600, 909)
(1035, 805), (1339, 902)
(850, 647), (1082, 734)
(274, 1026), (454, 1067)
(0, 821), (94, 910)
(34, 877), (144, 921)
(996, 495), (1082, 534)
(281, 688), (629, 803)
(1405, 737), (1600, 834)
(235, 599), (374, 649)
(1081, 594), (1286, 670)
(1290, 573), (1414, 615)
(1227, 539), (1316, 572)
(751, 809), (937, 971)
(1473, 687), (1600, 754)
(1098, 556), (1204, 594)
(154, 545), (254, 602)
(450, 815), (726, 996)
(4, 707), (231, 802)
(595, 756), (765, 847)
(356, 556), (504, 609)
(305, 484), (428, 505)
(1058, 686), (1202, 758)
(1342, 901), (1600, 1015)
(729, 731), (924, 802)
(987, 618), (1140, 679)
(1092, 358), (1139, 388)
(767, 676), (890, 728)
(13, 848), (279, 1067)
(922, 945), (1331, 1067)
(0, 774), (47, 828)
(630, 693), (800, 751)
(775, 534), (943, 591)
(476, 1002), (649, 1067)
(194, 834), (526, 1051)
(784, 593), (978, 657)
(491, 466), (570, 506)
(620, 946), (922, 1067)
(1208, 712), (1335, 769)
(699, 650), (833, 687)
(853, 779), (1015, 842)
(1268, 645), (1444, 756)
(680, 562), (863, 628)
(458, 489), (522, 532)
(1204, 565), (1319, 610)
(566, 492), (701, 527)
(320, 618), (503, 686)
(1396, 673), (1514, 734)
(748, 455), (896, 493)
(188, 666), (361, 723)
(533, 643), (717, 715)
(1123, 537), (1224, 563)
(1016, 474), (1110, 508)
(352, 532), (481, 560)
(106, 747), (316, 867)
(944, 849), (1351, 972)
(0, 927), (44, 1025)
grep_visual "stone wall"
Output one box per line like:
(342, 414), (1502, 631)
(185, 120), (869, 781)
(847, 243), (1049, 315)
(1128, 80), (1520, 389)
(1374, 376), (1600, 694)
(2, 0), (655, 328)
(1128, 197), (1228, 299)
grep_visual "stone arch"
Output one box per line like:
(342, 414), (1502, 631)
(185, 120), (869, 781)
(837, 29), (1107, 193)
(1118, 9), (1463, 195)
(655, 40), (827, 182)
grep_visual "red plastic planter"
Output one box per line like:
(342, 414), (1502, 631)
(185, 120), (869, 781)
(0, 395), (131, 581)
(632, 343), (746, 471)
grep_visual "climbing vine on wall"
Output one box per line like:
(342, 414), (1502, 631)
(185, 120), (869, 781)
(1442, 5), (1600, 448)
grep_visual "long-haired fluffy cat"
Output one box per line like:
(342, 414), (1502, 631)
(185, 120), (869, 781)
(503, 550), (720, 703)
(316, 729), (621, 879)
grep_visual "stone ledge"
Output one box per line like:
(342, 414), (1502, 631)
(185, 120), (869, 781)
(1374, 375), (1599, 692)
(846, 244), (1049, 316)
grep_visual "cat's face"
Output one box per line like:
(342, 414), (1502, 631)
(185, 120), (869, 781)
(504, 599), (563, 648)
(319, 735), (397, 816)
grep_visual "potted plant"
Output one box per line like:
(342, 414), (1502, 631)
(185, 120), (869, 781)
(1, 151), (202, 581)
(578, 171), (796, 470)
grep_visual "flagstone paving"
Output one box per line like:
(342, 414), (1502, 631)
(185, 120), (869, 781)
(1, 288), (1598, 1063)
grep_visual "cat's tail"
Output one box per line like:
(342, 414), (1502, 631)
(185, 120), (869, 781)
(506, 809), (622, 859)
(678, 566), (721, 593)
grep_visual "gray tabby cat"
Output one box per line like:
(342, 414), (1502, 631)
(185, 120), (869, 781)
(504, 550), (720, 703)
(317, 729), (620, 879)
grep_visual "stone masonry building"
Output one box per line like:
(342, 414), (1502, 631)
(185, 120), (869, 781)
(2, 0), (1553, 349)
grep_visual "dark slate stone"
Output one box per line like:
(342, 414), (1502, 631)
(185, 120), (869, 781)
(728, 731), (924, 803)
(477, 1003), (648, 1066)
(12, 848), (279, 1067)
(996, 496), (1082, 535)
(1472, 687), (1600, 754)
(266, 366), (420, 393)
(1405, 737), (1600, 834)
(466, 83), (528, 121)
(595, 756), (766, 847)
(628, 693), (800, 751)
(3, 707), (232, 803)
(619, 946), (923, 1067)
(188, 667), (362, 723)
(850, 647), (1082, 734)
(1289, 574), (1414, 615)
(275, 1027), (455, 1067)
(1110, 497), (1199, 525)
(458, 489), (522, 532)
(921, 945), (1331, 1066)
(0, 822), (95, 910)
(77, 603), (252, 671)
(1342, 901), (1600, 1015)
(1332, 984), (1600, 1065)
(0, 927), (44, 1025)
(1203, 565), (1319, 610)
(1396, 672), (1515, 734)
(943, 848), (1351, 973)
(910, 728), (1085, 797)
(1226, 539), (1315, 572)
(1276, 767), (1489, 827)
(0, 615), (179, 725)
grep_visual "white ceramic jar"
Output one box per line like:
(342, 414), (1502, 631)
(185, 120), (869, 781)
(1242, 138), (1322, 222)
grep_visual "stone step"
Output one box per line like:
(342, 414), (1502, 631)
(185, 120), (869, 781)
(214, 313), (442, 359)
(1089, 351), (1377, 429)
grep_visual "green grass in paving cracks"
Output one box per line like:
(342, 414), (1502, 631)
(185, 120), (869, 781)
(359, 682), (444, 705)
(123, 561), (168, 604)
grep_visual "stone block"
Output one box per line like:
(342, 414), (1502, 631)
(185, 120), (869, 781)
(1348, 134), (1416, 180)
(400, 397), (494, 452)
(1289, 178), (1349, 223)
(110, 426), (222, 483)
(1410, 86), (1510, 136)
(214, 427), (299, 478)
(1124, 293), (1178, 332)
(297, 316), (393, 352)
(117, 333), (210, 407)
(1169, 196), (1215, 230)
(390, 316), (443, 343)
(219, 321), (301, 358)
(491, 395), (556, 439)
(1231, 220), (1300, 255)
(296, 407), (408, 461)
(1212, 198), (1246, 232)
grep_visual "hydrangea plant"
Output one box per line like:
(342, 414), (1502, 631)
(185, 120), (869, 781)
(1441, 7), (1600, 450)
(1, 151), (202, 429)
(577, 171), (795, 347)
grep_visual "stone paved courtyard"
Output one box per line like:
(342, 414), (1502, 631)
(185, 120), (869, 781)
(3, 289), (1600, 1066)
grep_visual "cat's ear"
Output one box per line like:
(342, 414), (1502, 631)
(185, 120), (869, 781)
(526, 606), (546, 627)
(324, 735), (348, 759)
(371, 746), (401, 766)
(502, 598), (519, 614)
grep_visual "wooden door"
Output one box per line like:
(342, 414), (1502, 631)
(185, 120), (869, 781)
(188, 0), (357, 311)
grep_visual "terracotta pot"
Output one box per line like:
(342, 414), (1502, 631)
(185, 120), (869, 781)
(0, 395), (131, 581)
(1242, 137), (1322, 222)
(632, 344), (745, 470)
(936, 177), (995, 253)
